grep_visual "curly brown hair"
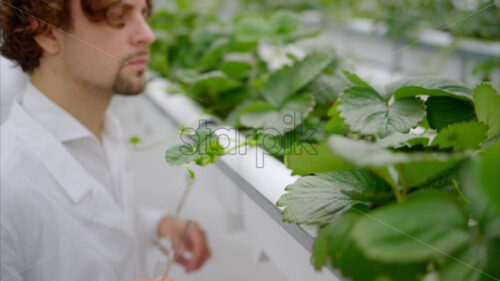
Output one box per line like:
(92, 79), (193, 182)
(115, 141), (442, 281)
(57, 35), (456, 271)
(0, 0), (153, 73)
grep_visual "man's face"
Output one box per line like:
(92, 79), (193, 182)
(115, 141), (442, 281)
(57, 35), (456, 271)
(61, 0), (155, 95)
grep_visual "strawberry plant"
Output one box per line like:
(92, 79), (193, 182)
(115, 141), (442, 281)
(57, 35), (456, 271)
(149, 6), (345, 161)
(162, 71), (500, 280)
(279, 77), (500, 281)
(149, 6), (500, 281)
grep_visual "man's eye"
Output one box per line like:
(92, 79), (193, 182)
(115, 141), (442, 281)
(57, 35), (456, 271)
(106, 14), (125, 28)
(106, 4), (126, 27)
(108, 13), (124, 24)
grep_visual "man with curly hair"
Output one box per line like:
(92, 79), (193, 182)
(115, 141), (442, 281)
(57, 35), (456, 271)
(0, 0), (211, 280)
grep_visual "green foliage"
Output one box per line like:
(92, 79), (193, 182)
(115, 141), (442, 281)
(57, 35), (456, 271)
(239, 95), (315, 134)
(339, 86), (425, 137)
(464, 144), (500, 217)
(153, 6), (500, 281)
(439, 240), (500, 281)
(277, 170), (383, 224)
(220, 53), (254, 79)
(325, 103), (345, 135)
(284, 142), (354, 176)
(261, 51), (332, 108)
(338, 75), (427, 137)
(352, 190), (470, 263)
(425, 97), (477, 131)
(191, 71), (241, 96)
(328, 135), (465, 188)
(321, 0), (500, 41)
(475, 144), (500, 215)
(387, 77), (474, 102)
(165, 128), (226, 175)
(149, 6), (335, 126)
(279, 75), (499, 279)
(129, 136), (142, 145)
(432, 121), (488, 151)
(377, 132), (429, 149)
(234, 16), (273, 42)
(312, 210), (427, 281)
(270, 10), (304, 35)
(474, 84), (500, 139)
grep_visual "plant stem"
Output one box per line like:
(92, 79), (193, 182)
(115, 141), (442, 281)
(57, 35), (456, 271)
(224, 141), (254, 154)
(392, 184), (403, 203)
(451, 178), (470, 204)
(133, 133), (180, 151)
(394, 164), (407, 202)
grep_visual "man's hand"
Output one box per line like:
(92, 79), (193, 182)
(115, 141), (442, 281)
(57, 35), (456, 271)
(157, 217), (211, 273)
(135, 277), (173, 281)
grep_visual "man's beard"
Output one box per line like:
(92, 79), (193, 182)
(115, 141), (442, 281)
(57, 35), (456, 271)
(111, 54), (147, 96)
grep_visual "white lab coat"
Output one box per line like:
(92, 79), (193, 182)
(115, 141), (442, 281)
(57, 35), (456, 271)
(1, 100), (160, 281)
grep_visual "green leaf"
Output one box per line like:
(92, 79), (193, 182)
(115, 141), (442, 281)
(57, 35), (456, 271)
(432, 121), (488, 151)
(129, 136), (142, 145)
(165, 144), (198, 165)
(306, 74), (345, 107)
(474, 84), (500, 139)
(187, 164), (195, 179)
(216, 86), (249, 105)
(261, 52), (331, 108)
(352, 190), (470, 263)
(234, 16), (273, 43)
(377, 132), (429, 149)
(220, 53), (253, 79)
(387, 77), (474, 102)
(312, 210), (426, 281)
(165, 128), (226, 167)
(195, 139), (225, 166)
(425, 96), (476, 131)
(190, 24), (225, 45)
(257, 132), (293, 156)
(475, 144), (500, 215)
(270, 10), (303, 36)
(339, 87), (425, 137)
(329, 135), (458, 166)
(224, 100), (254, 126)
(328, 136), (407, 166)
(287, 26), (322, 42)
(463, 143), (500, 224)
(174, 68), (198, 84)
(197, 38), (229, 70)
(343, 175), (395, 204)
(277, 171), (376, 224)
(295, 116), (327, 143)
(328, 136), (465, 187)
(440, 240), (500, 281)
(396, 157), (464, 188)
(311, 221), (329, 269)
(285, 142), (354, 176)
(342, 71), (373, 88)
(239, 94), (314, 135)
(191, 71), (240, 96)
(325, 103), (346, 135)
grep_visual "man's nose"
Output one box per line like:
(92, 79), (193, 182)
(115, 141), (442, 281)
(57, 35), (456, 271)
(131, 16), (156, 46)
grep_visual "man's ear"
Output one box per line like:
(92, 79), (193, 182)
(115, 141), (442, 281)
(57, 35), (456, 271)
(31, 17), (61, 55)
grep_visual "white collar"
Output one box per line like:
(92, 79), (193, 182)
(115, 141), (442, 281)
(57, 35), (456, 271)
(20, 81), (122, 143)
